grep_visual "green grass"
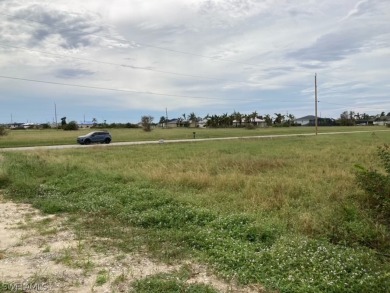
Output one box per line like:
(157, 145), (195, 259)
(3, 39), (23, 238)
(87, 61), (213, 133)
(131, 272), (218, 293)
(0, 126), (388, 148)
(0, 131), (389, 292)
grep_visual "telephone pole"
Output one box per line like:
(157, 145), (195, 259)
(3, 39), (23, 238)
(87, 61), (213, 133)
(315, 73), (318, 135)
(165, 107), (168, 128)
(54, 102), (58, 128)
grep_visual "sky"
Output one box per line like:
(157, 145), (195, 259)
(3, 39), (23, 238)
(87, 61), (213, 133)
(0, 0), (389, 124)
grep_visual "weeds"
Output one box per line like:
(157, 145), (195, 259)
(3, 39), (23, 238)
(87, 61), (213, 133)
(95, 270), (109, 286)
(1, 132), (390, 292)
(356, 144), (390, 225)
(131, 272), (218, 293)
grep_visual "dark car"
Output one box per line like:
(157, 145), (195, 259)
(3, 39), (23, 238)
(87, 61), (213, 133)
(77, 131), (112, 145)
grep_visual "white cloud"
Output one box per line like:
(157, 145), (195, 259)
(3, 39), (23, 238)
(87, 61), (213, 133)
(0, 0), (389, 123)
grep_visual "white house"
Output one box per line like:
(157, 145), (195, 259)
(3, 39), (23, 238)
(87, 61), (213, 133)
(294, 115), (316, 126)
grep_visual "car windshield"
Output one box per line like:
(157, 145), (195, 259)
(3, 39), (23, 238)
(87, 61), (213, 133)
(84, 132), (97, 136)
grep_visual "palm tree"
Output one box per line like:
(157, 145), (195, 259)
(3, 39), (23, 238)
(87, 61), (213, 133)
(287, 114), (295, 126)
(232, 111), (242, 127)
(250, 111), (258, 125)
(264, 114), (272, 126)
(188, 112), (197, 127)
(159, 116), (166, 128)
(274, 113), (285, 125)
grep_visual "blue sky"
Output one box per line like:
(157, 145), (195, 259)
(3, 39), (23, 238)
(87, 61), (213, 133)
(0, 0), (389, 124)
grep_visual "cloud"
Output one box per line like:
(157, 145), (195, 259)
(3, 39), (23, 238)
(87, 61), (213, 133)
(0, 0), (389, 122)
(1, 1), (108, 49)
(287, 0), (390, 63)
(55, 68), (95, 79)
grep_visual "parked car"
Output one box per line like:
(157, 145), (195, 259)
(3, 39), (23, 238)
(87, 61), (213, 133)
(77, 131), (112, 145)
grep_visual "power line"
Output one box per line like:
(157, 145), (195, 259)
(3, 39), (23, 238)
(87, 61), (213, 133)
(0, 12), (259, 67)
(319, 101), (389, 111)
(0, 11), (315, 74)
(0, 74), (243, 101)
(0, 42), (307, 88)
(0, 43), (227, 82)
(0, 75), (313, 104)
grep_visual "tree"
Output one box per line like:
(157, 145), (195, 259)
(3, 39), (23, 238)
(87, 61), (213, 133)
(339, 111), (354, 126)
(188, 112), (197, 127)
(176, 117), (183, 127)
(159, 116), (166, 128)
(60, 117), (67, 127)
(141, 115), (154, 132)
(264, 114), (272, 126)
(63, 121), (78, 131)
(92, 118), (97, 126)
(232, 111), (242, 127)
(349, 111), (356, 121)
(274, 113), (285, 125)
(286, 114), (295, 126)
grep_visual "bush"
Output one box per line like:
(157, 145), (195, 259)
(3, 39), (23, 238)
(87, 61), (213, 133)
(63, 121), (79, 131)
(0, 125), (8, 136)
(356, 144), (390, 226)
(141, 115), (154, 132)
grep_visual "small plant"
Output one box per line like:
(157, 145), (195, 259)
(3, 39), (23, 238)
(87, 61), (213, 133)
(131, 273), (218, 293)
(42, 245), (51, 253)
(95, 270), (109, 286)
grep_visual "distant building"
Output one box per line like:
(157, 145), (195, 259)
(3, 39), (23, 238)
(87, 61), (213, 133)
(78, 121), (95, 128)
(295, 115), (336, 126)
(373, 116), (390, 126)
(294, 115), (316, 126)
(233, 117), (266, 127)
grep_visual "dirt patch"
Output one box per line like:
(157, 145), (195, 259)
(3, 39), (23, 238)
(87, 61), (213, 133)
(0, 194), (263, 292)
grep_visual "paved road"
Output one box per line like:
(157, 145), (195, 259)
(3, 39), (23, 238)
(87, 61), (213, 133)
(1, 129), (389, 152)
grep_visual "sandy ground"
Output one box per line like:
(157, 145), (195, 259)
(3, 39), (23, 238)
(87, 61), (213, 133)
(0, 192), (264, 293)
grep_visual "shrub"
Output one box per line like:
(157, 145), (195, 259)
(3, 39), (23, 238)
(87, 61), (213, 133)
(0, 125), (8, 136)
(356, 144), (390, 225)
(141, 115), (154, 132)
(63, 121), (79, 131)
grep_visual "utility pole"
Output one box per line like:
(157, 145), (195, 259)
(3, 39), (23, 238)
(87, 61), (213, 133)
(54, 102), (58, 129)
(315, 73), (318, 135)
(165, 107), (168, 128)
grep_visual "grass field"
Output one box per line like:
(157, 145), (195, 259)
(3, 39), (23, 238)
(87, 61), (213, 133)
(0, 125), (388, 148)
(0, 128), (389, 292)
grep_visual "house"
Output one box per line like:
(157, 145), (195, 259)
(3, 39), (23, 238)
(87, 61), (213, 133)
(165, 119), (179, 128)
(197, 119), (208, 128)
(78, 121), (95, 128)
(294, 115), (316, 126)
(251, 117), (266, 127)
(233, 117), (266, 127)
(373, 116), (390, 126)
(294, 115), (336, 126)
(9, 123), (24, 129)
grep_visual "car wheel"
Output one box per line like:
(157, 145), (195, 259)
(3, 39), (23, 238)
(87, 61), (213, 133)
(104, 138), (111, 144)
(84, 139), (91, 145)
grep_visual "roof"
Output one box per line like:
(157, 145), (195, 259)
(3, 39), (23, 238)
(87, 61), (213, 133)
(295, 115), (316, 120)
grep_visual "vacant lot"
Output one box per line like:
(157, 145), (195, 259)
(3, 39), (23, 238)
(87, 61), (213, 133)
(0, 126), (387, 148)
(0, 128), (389, 292)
